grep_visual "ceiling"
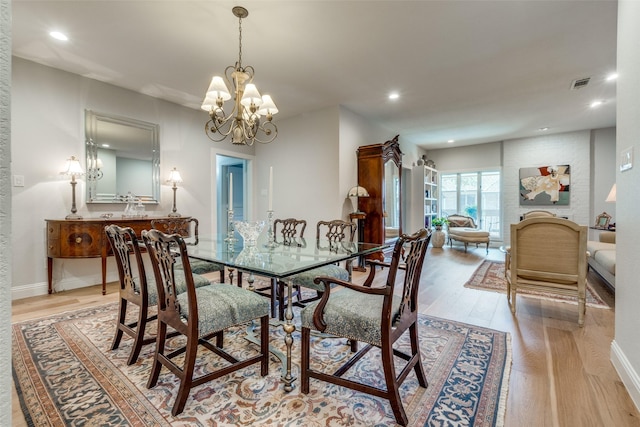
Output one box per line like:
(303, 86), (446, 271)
(11, 0), (618, 150)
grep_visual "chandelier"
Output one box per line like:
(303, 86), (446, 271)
(201, 6), (278, 146)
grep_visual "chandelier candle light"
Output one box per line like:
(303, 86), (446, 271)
(201, 6), (278, 146)
(61, 155), (85, 220)
(167, 167), (183, 217)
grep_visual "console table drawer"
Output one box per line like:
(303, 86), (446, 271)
(47, 222), (103, 258)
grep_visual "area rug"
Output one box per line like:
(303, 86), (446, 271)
(13, 303), (511, 426)
(464, 260), (609, 308)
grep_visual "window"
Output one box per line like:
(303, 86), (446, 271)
(441, 171), (502, 239)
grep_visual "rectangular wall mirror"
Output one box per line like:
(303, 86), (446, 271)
(85, 110), (160, 204)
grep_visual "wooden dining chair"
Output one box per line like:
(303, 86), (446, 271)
(242, 217), (308, 319)
(104, 224), (211, 365)
(151, 217), (226, 282)
(300, 228), (431, 427)
(142, 229), (270, 416)
(280, 219), (356, 317)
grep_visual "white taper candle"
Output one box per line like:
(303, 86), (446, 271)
(229, 173), (233, 210)
(268, 166), (273, 211)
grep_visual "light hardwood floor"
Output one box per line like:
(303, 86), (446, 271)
(11, 246), (640, 426)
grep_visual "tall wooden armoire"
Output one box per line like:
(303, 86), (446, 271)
(357, 135), (403, 260)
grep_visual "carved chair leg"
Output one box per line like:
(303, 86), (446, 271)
(111, 298), (127, 351)
(381, 343), (407, 426)
(127, 301), (148, 365)
(147, 321), (167, 389)
(301, 327), (311, 394)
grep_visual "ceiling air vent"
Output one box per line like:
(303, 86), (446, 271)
(570, 77), (591, 90)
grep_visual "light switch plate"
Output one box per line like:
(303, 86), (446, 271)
(620, 147), (633, 172)
(13, 175), (25, 187)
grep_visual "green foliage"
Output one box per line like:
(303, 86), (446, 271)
(432, 217), (449, 227)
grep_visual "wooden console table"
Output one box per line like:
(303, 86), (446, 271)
(45, 217), (183, 295)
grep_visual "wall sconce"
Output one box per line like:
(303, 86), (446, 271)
(86, 158), (103, 181)
(347, 185), (369, 214)
(167, 167), (183, 217)
(60, 155), (84, 219)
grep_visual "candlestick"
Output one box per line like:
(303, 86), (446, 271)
(229, 173), (233, 210)
(265, 209), (277, 248)
(224, 207), (236, 243)
(268, 166), (273, 211)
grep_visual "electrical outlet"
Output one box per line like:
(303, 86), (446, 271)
(13, 175), (25, 187)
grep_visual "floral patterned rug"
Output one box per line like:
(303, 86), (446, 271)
(464, 260), (609, 308)
(13, 303), (511, 426)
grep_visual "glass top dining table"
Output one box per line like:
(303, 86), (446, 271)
(186, 234), (388, 391)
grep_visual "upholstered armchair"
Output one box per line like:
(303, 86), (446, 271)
(521, 210), (556, 220)
(300, 228), (431, 426)
(505, 217), (588, 326)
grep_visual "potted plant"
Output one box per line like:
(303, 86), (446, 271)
(431, 217), (449, 230)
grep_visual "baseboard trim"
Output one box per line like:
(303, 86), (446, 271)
(611, 339), (640, 412)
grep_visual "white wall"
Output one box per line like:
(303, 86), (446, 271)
(11, 58), (252, 298)
(611, 0), (640, 411)
(428, 142), (502, 173)
(0, 0), (12, 421)
(503, 130), (592, 243)
(591, 127), (617, 225)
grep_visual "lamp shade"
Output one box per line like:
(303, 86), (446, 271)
(61, 156), (84, 177)
(167, 167), (183, 184)
(205, 76), (231, 101)
(257, 95), (279, 116)
(348, 186), (369, 198)
(240, 83), (263, 108)
(605, 183), (616, 202)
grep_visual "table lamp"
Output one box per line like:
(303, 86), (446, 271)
(61, 155), (84, 219)
(348, 185), (369, 214)
(167, 167), (183, 217)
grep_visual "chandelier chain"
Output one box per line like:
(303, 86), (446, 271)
(238, 15), (243, 68)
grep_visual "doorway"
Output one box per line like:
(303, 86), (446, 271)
(216, 154), (249, 237)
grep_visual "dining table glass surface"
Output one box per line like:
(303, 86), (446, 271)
(187, 235), (384, 279)
(185, 233), (388, 392)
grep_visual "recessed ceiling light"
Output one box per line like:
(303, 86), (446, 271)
(590, 100), (605, 108)
(606, 72), (618, 81)
(539, 127), (549, 131)
(388, 92), (399, 100)
(101, 144), (110, 148)
(49, 31), (68, 41)
(447, 139), (455, 144)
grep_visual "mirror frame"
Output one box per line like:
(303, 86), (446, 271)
(85, 110), (160, 204)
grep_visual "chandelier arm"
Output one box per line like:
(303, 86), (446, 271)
(252, 121), (278, 144)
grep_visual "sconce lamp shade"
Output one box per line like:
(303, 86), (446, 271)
(605, 183), (616, 202)
(347, 186), (370, 198)
(167, 167), (183, 184)
(60, 155), (84, 177)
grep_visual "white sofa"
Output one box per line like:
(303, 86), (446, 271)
(587, 231), (615, 289)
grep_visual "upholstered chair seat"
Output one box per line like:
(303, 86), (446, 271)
(301, 291), (401, 346)
(176, 283), (269, 334)
(288, 264), (349, 293)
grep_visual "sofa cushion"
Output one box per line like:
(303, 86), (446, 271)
(594, 250), (615, 276)
(587, 241), (615, 256)
(448, 227), (490, 243)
